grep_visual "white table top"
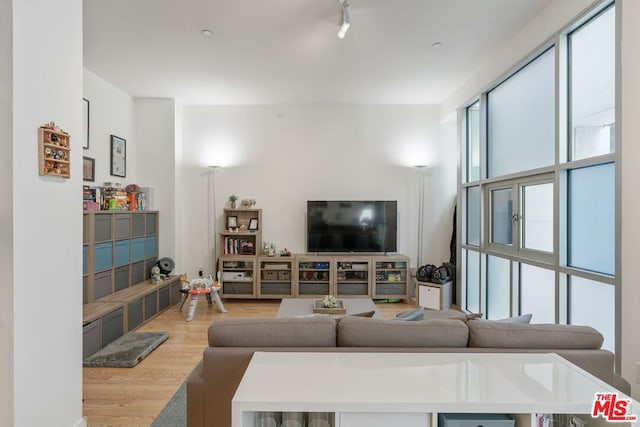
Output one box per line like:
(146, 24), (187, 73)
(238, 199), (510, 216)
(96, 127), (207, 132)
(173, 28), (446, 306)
(233, 352), (637, 415)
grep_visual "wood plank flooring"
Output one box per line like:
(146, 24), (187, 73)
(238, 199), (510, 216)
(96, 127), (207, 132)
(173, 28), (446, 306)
(82, 298), (416, 427)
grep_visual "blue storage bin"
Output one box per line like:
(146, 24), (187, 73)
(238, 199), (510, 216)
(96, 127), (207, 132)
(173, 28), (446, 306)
(94, 242), (113, 272)
(145, 236), (157, 258)
(131, 238), (145, 262)
(114, 239), (130, 267)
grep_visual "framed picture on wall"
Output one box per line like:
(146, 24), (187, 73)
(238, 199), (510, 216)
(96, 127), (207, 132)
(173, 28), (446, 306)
(82, 98), (90, 149)
(83, 156), (95, 181)
(110, 135), (126, 177)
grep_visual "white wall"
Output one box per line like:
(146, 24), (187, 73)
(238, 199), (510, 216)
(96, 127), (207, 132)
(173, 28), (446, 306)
(83, 68), (135, 186)
(135, 99), (176, 266)
(0, 0), (13, 423)
(620, 0), (640, 399)
(12, 0), (84, 426)
(181, 104), (451, 279)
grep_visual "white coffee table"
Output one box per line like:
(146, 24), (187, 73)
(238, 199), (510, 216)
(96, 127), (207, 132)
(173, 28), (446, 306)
(276, 298), (382, 318)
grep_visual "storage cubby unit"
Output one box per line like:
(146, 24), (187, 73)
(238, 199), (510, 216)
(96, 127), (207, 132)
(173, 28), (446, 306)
(220, 208), (262, 256)
(82, 210), (179, 359)
(296, 257), (334, 297)
(257, 256), (295, 298)
(335, 257), (371, 298)
(220, 257), (257, 298)
(372, 255), (410, 299)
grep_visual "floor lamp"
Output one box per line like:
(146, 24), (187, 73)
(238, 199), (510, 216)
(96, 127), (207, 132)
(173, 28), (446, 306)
(413, 165), (428, 298)
(208, 165), (220, 276)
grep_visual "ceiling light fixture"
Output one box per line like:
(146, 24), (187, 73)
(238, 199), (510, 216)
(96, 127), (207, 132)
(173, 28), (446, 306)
(337, 0), (351, 39)
(201, 29), (213, 37)
(431, 42), (442, 49)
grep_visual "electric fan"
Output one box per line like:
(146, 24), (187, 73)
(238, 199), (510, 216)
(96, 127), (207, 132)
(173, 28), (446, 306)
(155, 257), (175, 275)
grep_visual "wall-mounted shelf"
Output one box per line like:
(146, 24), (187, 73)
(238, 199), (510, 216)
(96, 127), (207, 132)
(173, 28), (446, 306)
(39, 126), (70, 178)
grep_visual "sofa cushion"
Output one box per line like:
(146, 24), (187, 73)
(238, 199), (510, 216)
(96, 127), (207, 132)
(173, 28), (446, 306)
(209, 317), (337, 347)
(467, 320), (603, 349)
(337, 317), (469, 347)
(392, 307), (424, 321)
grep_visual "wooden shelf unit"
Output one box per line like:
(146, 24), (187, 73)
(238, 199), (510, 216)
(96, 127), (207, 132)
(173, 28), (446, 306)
(38, 127), (70, 178)
(220, 208), (262, 256)
(257, 256), (295, 299)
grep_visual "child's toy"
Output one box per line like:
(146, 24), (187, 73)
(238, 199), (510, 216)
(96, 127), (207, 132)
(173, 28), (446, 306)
(176, 273), (227, 321)
(151, 265), (161, 284)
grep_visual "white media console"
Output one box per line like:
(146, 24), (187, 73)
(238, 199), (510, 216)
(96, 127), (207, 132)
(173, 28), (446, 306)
(232, 352), (639, 427)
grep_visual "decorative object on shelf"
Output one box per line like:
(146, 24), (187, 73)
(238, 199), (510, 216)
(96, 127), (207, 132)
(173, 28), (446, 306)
(83, 98), (90, 149)
(279, 248), (291, 257)
(322, 294), (338, 308)
(125, 183), (140, 211)
(313, 296), (346, 314)
(110, 134), (126, 177)
(229, 194), (238, 209)
(227, 215), (238, 229)
(263, 242), (276, 257)
(249, 218), (259, 231)
(83, 157), (95, 182)
(38, 122), (70, 178)
(155, 257), (175, 276)
(151, 265), (161, 284)
(241, 198), (256, 208)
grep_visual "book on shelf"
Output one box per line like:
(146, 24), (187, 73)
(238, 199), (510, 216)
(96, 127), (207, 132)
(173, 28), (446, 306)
(224, 237), (255, 255)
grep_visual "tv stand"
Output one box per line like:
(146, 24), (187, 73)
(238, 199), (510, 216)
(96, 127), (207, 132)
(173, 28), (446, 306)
(220, 253), (410, 301)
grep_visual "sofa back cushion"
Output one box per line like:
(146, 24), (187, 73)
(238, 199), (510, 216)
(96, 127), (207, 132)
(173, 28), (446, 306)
(337, 317), (468, 347)
(209, 317), (337, 347)
(467, 320), (603, 349)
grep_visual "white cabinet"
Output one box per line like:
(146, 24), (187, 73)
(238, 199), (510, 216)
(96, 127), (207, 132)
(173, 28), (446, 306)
(417, 280), (451, 310)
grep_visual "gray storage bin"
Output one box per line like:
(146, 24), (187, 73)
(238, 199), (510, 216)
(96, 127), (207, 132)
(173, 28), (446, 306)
(83, 276), (88, 305)
(170, 280), (182, 304)
(83, 318), (102, 359)
(158, 285), (170, 311)
(375, 283), (406, 295)
(102, 308), (124, 347)
(93, 270), (113, 300)
(114, 265), (129, 292)
(83, 214), (89, 244)
(145, 213), (157, 235)
(114, 214), (131, 239)
(439, 414), (515, 427)
(127, 299), (143, 331)
(94, 214), (112, 242)
(131, 214), (145, 237)
(260, 282), (291, 296)
(144, 292), (157, 320)
(337, 282), (368, 296)
(131, 261), (145, 284)
(223, 282), (253, 295)
(298, 282), (330, 296)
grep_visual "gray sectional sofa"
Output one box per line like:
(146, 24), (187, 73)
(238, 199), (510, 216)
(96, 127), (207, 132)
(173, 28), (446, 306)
(185, 315), (630, 427)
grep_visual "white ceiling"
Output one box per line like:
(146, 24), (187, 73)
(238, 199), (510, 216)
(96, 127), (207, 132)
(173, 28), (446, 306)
(83, 0), (552, 105)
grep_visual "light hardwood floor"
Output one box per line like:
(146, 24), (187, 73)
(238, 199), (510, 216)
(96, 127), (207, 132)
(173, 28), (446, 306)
(82, 298), (416, 427)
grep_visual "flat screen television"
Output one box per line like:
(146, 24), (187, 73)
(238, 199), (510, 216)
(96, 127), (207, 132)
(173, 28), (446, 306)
(307, 200), (397, 253)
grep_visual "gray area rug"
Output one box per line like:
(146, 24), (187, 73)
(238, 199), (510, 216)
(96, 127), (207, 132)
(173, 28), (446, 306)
(83, 331), (169, 368)
(151, 382), (186, 427)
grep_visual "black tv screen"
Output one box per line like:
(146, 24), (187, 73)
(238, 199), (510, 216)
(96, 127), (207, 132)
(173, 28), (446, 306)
(307, 201), (397, 253)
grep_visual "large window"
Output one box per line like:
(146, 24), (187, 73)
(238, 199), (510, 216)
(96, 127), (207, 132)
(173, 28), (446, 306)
(487, 48), (555, 178)
(460, 2), (616, 354)
(569, 6), (615, 161)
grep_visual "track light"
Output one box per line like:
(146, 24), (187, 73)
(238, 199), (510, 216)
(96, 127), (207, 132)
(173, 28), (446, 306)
(338, 0), (351, 39)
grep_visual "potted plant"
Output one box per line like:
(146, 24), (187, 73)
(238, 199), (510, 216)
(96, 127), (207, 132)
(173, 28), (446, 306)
(229, 194), (238, 209)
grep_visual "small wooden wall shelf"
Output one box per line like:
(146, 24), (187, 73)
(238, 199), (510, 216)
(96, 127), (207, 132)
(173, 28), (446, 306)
(39, 126), (70, 178)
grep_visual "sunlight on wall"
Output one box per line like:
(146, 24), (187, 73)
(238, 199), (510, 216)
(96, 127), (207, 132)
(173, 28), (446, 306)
(392, 138), (434, 167)
(197, 133), (241, 167)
